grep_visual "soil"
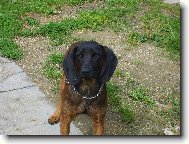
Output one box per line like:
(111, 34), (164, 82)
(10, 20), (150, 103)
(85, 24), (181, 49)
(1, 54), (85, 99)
(15, 2), (180, 135)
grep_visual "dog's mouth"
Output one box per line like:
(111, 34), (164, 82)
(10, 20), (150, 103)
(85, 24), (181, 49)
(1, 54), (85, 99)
(82, 74), (93, 78)
(81, 72), (94, 78)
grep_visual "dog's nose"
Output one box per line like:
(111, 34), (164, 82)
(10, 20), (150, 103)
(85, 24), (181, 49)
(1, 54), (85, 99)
(82, 68), (91, 76)
(82, 69), (90, 75)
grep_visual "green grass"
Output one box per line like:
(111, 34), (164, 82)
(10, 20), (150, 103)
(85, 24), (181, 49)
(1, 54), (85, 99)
(0, 0), (97, 60)
(141, 11), (180, 54)
(24, 17), (40, 26)
(114, 70), (127, 78)
(127, 32), (148, 45)
(157, 96), (180, 126)
(165, 96), (180, 119)
(20, 0), (139, 44)
(44, 53), (64, 93)
(0, 0), (180, 60)
(107, 82), (121, 107)
(24, 0), (179, 58)
(127, 0), (180, 59)
(116, 71), (155, 107)
(128, 87), (155, 107)
(0, 38), (23, 60)
(107, 81), (134, 123)
(118, 105), (135, 123)
(44, 52), (64, 79)
(0, 14), (22, 38)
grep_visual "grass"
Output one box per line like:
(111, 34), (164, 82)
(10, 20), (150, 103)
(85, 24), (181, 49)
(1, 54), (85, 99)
(0, 0), (179, 60)
(0, 38), (23, 60)
(44, 53), (64, 93)
(118, 105), (135, 123)
(165, 96), (180, 118)
(114, 70), (155, 107)
(128, 87), (155, 107)
(107, 81), (134, 123)
(127, 0), (180, 59)
(113, 70), (127, 78)
(0, 14), (22, 38)
(157, 96), (180, 127)
(24, 17), (40, 26)
(18, 0), (179, 59)
(18, 0), (140, 45)
(0, 0), (97, 60)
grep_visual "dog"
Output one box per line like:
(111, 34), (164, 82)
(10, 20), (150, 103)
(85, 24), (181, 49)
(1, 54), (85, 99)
(48, 41), (118, 135)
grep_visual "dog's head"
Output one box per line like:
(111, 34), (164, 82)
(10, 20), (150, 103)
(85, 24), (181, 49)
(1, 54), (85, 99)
(63, 41), (118, 85)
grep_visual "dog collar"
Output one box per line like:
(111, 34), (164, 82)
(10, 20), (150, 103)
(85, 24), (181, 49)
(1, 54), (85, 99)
(65, 79), (104, 100)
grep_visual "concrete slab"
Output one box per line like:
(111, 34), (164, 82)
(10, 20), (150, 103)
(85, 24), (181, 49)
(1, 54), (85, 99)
(0, 62), (23, 82)
(0, 57), (82, 135)
(163, 0), (180, 4)
(0, 57), (12, 63)
(0, 72), (35, 92)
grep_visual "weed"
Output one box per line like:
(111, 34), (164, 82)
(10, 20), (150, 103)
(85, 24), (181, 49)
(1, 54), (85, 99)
(106, 0), (138, 12)
(107, 81), (135, 122)
(0, 0), (180, 61)
(158, 96), (180, 126)
(44, 53), (63, 80)
(125, 72), (135, 84)
(24, 17), (39, 26)
(18, 29), (35, 37)
(118, 105), (134, 123)
(134, 59), (143, 66)
(114, 70), (126, 78)
(128, 87), (155, 106)
(107, 82), (121, 107)
(44, 52), (64, 93)
(31, 1), (140, 44)
(0, 38), (23, 60)
(139, 0), (179, 58)
(172, 97), (180, 115)
(0, 14), (22, 38)
(127, 32), (148, 45)
(166, 96), (180, 119)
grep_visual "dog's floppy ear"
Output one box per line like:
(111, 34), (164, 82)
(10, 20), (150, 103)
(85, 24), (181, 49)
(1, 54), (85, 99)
(62, 42), (81, 85)
(100, 46), (118, 83)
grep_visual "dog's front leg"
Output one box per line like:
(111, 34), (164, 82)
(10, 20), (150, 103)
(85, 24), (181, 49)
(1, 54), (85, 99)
(48, 100), (61, 125)
(60, 112), (75, 135)
(91, 112), (105, 135)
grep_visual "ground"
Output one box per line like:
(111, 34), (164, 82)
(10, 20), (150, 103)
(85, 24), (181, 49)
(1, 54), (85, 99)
(0, 0), (180, 135)
(15, 23), (180, 136)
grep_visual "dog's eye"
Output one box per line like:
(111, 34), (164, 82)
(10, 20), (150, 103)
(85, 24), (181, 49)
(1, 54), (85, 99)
(76, 54), (83, 59)
(92, 53), (99, 58)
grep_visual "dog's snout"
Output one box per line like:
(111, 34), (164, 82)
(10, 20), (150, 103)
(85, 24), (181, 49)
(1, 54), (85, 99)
(81, 65), (93, 77)
(82, 68), (91, 75)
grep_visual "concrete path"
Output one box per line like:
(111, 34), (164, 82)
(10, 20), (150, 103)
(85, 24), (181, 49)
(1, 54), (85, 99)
(163, 0), (180, 4)
(0, 57), (82, 135)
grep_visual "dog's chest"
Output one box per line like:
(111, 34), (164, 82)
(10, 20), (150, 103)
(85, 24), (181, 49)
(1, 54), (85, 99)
(66, 79), (101, 114)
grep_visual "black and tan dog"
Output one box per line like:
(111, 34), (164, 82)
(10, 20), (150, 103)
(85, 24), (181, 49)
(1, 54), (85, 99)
(48, 41), (117, 135)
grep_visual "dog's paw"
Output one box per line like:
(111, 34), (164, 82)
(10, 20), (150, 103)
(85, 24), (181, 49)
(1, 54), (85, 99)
(48, 114), (60, 125)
